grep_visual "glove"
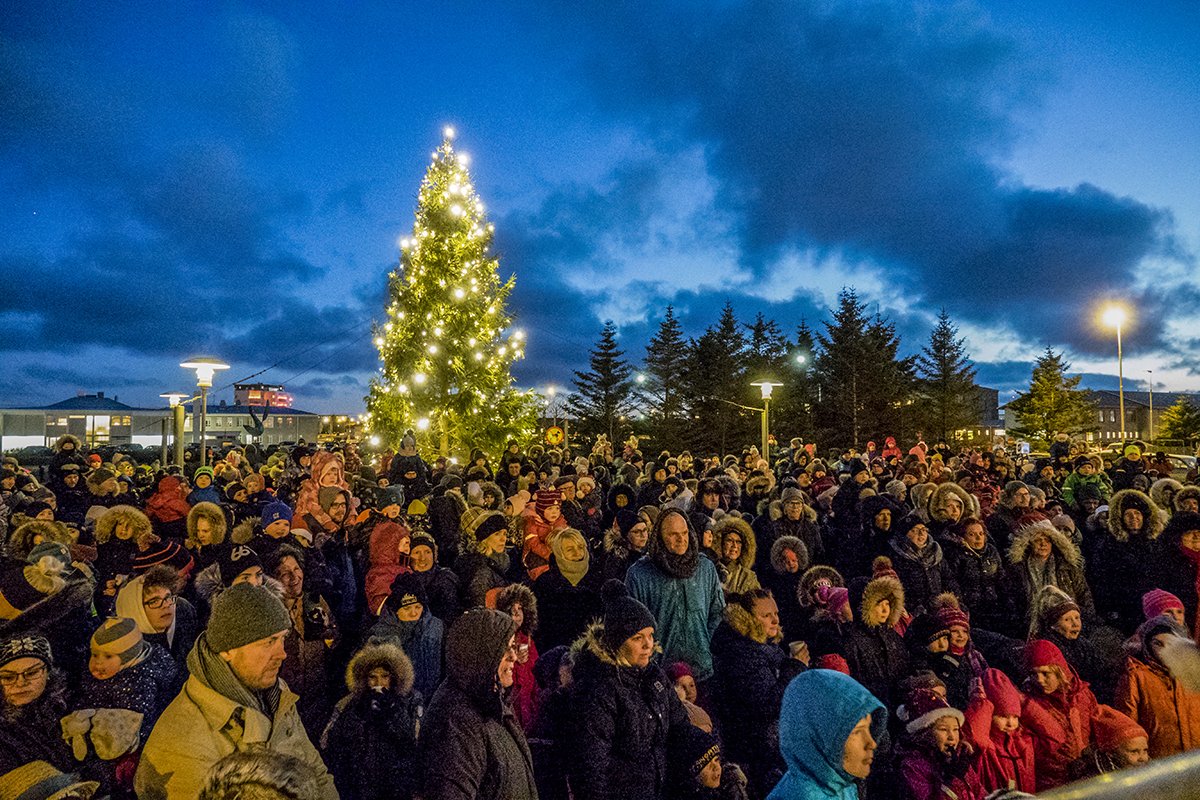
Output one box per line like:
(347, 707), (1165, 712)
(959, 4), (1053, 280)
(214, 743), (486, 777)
(61, 709), (97, 761)
(90, 708), (144, 759)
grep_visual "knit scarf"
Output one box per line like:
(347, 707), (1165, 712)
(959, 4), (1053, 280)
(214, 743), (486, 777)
(550, 537), (590, 587)
(187, 633), (280, 721)
(1180, 545), (1200, 640)
(1027, 553), (1058, 601)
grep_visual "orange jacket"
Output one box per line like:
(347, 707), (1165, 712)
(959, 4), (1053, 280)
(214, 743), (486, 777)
(1114, 654), (1200, 759)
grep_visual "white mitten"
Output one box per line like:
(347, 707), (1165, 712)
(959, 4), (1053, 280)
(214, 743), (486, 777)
(61, 709), (97, 761)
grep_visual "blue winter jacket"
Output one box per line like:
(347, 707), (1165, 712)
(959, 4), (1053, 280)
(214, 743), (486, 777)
(767, 670), (886, 800)
(625, 554), (724, 681)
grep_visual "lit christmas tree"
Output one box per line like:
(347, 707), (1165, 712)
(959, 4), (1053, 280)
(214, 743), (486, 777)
(365, 128), (540, 456)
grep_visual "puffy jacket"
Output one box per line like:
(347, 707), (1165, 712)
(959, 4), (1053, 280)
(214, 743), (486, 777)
(766, 669), (886, 800)
(963, 681), (1037, 794)
(625, 554), (725, 681)
(1114, 652), (1200, 759)
(887, 535), (957, 616)
(841, 575), (911, 709)
(135, 637), (338, 800)
(418, 609), (536, 800)
(1020, 668), (1097, 791)
(896, 742), (984, 800)
(568, 623), (690, 800)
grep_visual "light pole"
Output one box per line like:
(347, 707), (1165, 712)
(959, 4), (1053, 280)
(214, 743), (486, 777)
(180, 357), (230, 467)
(751, 381), (783, 462)
(1102, 307), (1127, 444)
(1144, 370), (1153, 442)
(160, 392), (190, 468)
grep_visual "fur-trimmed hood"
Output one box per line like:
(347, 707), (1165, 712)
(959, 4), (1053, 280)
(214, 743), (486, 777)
(573, 620), (660, 673)
(859, 493), (901, 529)
(798, 564), (843, 607)
(1008, 519), (1082, 567)
(766, 499), (818, 523)
(745, 473), (775, 499)
(607, 483), (637, 514)
(1175, 485), (1200, 514)
(929, 482), (980, 523)
(54, 434), (83, 454)
(712, 516), (756, 571)
(475, 481), (505, 510)
(723, 600), (782, 644)
(346, 641), (414, 696)
(854, 574), (905, 629)
(1107, 489), (1163, 541)
(1150, 478), (1183, 511)
(769, 535), (809, 576)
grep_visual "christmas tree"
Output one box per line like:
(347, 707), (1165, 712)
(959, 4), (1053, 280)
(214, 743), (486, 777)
(365, 128), (540, 456)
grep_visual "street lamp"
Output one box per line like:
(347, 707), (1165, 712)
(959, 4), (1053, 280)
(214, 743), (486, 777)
(1144, 370), (1153, 442)
(160, 392), (190, 468)
(750, 380), (783, 462)
(180, 357), (229, 467)
(1101, 306), (1127, 443)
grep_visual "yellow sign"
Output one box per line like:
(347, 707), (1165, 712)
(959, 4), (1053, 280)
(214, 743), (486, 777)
(545, 426), (564, 445)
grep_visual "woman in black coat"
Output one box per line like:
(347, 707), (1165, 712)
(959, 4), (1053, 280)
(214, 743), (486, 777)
(532, 529), (603, 652)
(885, 515), (958, 616)
(568, 581), (690, 800)
(417, 609), (537, 800)
(840, 573), (911, 710)
(709, 589), (805, 798)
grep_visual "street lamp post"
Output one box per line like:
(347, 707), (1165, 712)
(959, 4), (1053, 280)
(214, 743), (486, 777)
(180, 357), (230, 467)
(160, 392), (190, 468)
(1102, 307), (1127, 444)
(1145, 370), (1153, 442)
(750, 381), (783, 463)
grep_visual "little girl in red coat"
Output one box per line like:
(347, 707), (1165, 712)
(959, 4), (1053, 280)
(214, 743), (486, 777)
(964, 668), (1037, 794)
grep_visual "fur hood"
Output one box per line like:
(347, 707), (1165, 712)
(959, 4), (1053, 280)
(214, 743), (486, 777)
(712, 516), (756, 571)
(603, 524), (638, 560)
(859, 493), (901, 528)
(856, 575), (905, 629)
(724, 600), (781, 644)
(607, 483), (637, 514)
(574, 620), (660, 671)
(1008, 519), (1082, 567)
(1150, 478), (1183, 510)
(54, 434), (83, 454)
(798, 564), (843, 607)
(766, 499), (818, 523)
(475, 481), (505, 510)
(1107, 489), (1163, 541)
(745, 473), (775, 499)
(1175, 485), (1200, 514)
(769, 535), (809, 576)
(928, 482), (980, 523)
(346, 641), (414, 696)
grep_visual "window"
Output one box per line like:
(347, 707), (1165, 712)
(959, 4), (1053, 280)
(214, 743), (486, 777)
(1098, 410), (1104, 422)
(1109, 410), (1116, 423)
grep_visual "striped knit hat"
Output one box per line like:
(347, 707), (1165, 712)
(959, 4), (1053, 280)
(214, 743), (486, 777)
(91, 617), (149, 669)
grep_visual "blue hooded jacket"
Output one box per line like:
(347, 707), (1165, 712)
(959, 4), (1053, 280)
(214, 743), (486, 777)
(767, 670), (886, 800)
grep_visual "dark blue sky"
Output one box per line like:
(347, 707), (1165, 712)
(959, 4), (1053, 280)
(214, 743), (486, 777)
(3, 0), (1198, 413)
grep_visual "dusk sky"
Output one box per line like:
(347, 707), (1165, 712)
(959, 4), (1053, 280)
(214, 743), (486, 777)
(3, 1), (1199, 415)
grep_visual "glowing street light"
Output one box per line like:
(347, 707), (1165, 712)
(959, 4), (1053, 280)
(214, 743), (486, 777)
(1101, 306), (1127, 443)
(180, 357), (229, 466)
(750, 380), (784, 461)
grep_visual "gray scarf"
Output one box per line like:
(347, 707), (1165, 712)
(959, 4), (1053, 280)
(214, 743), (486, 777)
(187, 632), (280, 720)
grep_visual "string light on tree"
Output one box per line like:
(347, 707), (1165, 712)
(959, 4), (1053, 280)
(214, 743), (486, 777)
(365, 127), (541, 456)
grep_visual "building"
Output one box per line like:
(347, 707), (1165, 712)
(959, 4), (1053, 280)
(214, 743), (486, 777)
(233, 383), (294, 408)
(0, 393), (320, 451)
(958, 386), (1005, 444)
(1083, 390), (1200, 443)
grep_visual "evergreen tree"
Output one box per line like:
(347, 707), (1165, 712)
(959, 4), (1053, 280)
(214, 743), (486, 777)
(682, 303), (750, 454)
(813, 290), (914, 450)
(567, 321), (635, 443)
(638, 306), (688, 449)
(776, 320), (818, 448)
(1158, 397), (1200, 444)
(914, 309), (978, 445)
(365, 130), (540, 456)
(1007, 347), (1097, 447)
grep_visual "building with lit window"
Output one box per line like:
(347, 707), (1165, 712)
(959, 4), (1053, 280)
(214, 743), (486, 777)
(233, 383), (294, 408)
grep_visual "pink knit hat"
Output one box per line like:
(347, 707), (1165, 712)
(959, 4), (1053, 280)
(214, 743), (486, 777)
(1142, 589), (1185, 621)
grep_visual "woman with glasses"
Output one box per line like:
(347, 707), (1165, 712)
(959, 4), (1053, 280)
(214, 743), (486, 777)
(0, 634), (73, 773)
(115, 566), (198, 687)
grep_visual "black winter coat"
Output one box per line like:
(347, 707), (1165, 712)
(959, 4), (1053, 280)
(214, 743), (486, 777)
(532, 557), (603, 652)
(947, 541), (1004, 628)
(322, 690), (421, 800)
(842, 621), (910, 710)
(569, 626), (690, 800)
(887, 536), (958, 616)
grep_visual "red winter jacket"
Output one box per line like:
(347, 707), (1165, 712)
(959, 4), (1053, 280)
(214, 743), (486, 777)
(965, 692), (1037, 794)
(1021, 671), (1098, 791)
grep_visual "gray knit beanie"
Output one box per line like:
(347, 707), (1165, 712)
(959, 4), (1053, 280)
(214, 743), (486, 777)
(207, 582), (291, 653)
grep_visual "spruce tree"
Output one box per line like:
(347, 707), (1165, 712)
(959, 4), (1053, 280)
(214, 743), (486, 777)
(364, 129), (540, 456)
(915, 309), (978, 444)
(639, 306), (688, 448)
(567, 321), (635, 443)
(1158, 398), (1200, 445)
(1007, 347), (1097, 447)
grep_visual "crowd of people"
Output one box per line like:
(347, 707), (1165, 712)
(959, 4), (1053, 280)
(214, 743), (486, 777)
(3, 428), (1200, 800)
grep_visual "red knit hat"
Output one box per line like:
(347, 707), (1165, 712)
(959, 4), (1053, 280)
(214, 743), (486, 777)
(1092, 704), (1147, 752)
(900, 688), (964, 734)
(872, 555), (900, 582)
(1142, 589), (1185, 621)
(982, 668), (1022, 717)
(1025, 639), (1070, 674)
(817, 654), (850, 675)
(934, 593), (970, 631)
(534, 489), (562, 516)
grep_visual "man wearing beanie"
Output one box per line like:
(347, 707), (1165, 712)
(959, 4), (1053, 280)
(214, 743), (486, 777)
(626, 508), (725, 683)
(136, 583), (338, 800)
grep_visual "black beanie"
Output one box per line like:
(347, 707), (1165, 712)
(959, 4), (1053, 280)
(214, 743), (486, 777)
(846, 458), (868, 478)
(669, 723), (721, 779)
(614, 509), (640, 537)
(472, 511), (508, 543)
(600, 579), (656, 653)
